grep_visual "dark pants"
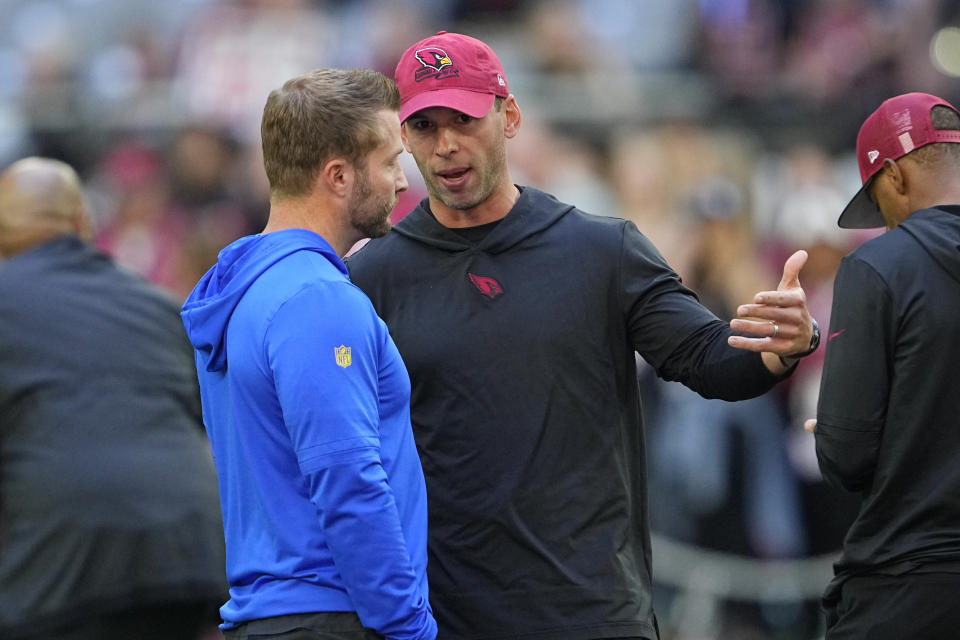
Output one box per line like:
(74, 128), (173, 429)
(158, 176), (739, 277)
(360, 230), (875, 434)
(12, 600), (219, 640)
(825, 572), (960, 639)
(224, 620), (651, 640)
(223, 612), (382, 640)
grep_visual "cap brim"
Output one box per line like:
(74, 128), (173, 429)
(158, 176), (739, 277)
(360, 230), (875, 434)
(838, 181), (885, 229)
(399, 89), (496, 122)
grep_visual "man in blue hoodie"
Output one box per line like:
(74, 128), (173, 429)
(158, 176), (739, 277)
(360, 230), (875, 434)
(807, 92), (960, 639)
(180, 69), (437, 640)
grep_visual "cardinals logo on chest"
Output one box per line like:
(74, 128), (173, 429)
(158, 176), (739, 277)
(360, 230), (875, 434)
(468, 273), (504, 300)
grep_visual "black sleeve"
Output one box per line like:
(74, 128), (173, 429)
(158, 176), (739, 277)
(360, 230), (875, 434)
(621, 221), (780, 400)
(815, 256), (892, 492)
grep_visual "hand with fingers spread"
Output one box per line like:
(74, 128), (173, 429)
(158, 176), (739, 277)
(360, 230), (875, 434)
(727, 249), (820, 373)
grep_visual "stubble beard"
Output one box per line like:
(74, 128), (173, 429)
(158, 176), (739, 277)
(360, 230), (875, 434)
(420, 137), (507, 212)
(349, 167), (395, 239)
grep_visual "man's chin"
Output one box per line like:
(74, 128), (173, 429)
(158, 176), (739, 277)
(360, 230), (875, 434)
(369, 221), (392, 238)
(356, 217), (392, 240)
(434, 188), (486, 212)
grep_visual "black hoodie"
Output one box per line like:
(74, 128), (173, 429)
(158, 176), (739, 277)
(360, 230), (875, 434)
(817, 205), (960, 591)
(348, 186), (781, 640)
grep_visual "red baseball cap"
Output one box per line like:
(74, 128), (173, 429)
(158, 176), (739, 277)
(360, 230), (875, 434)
(395, 31), (509, 123)
(839, 92), (960, 228)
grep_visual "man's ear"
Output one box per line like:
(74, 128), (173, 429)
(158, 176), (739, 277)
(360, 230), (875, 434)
(400, 122), (412, 153)
(883, 158), (907, 196)
(503, 95), (522, 140)
(319, 157), (352, 197)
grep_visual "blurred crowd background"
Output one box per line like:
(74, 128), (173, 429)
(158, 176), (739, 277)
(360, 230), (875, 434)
(3, 0), (959, 638)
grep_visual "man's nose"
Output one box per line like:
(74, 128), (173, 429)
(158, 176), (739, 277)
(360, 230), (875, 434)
(435, 127), (458, 156)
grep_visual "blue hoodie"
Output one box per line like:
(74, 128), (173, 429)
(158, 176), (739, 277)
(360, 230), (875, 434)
(181, 229), (435, 640)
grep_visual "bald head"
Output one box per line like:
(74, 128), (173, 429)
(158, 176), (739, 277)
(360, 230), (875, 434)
(0, 157), (89, 257)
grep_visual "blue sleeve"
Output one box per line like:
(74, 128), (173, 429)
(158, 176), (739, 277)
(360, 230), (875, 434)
(265, 282), (436, 640)
(815, 256), (891, 493)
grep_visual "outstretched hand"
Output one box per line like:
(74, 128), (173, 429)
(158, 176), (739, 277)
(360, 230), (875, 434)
(727, 250), (816, 369)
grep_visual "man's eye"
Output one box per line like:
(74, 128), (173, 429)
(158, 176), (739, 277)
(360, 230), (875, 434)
(457, 114), (473, 124)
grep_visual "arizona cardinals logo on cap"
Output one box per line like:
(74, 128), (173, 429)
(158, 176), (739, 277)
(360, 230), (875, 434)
(414, 47), (460, 82)
(416, 47), (451, 70)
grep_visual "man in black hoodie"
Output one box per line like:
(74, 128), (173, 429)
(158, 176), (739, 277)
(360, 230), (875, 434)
(808, 92), (960, 639)
(347, 32), (820, 640)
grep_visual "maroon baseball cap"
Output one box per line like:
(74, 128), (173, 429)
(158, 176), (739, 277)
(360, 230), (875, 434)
(839, 92), (960, 229)
(395, 31), (509, 123)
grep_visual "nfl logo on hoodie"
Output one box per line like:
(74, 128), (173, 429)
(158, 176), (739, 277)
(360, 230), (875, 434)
(335, 344), (352, 368)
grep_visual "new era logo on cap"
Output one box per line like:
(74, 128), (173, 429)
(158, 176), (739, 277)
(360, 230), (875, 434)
(396, 31), (509, 122)
(838, 92), (960, 229)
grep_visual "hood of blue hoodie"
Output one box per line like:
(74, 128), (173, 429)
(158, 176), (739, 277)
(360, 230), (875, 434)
(181, 229), (345, 372)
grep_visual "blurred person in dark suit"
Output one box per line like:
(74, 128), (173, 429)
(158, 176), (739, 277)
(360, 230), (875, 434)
(0, 157), (226, 640)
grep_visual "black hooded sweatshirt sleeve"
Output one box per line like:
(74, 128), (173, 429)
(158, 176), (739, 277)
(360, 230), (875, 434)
(618, 217), (780, 398)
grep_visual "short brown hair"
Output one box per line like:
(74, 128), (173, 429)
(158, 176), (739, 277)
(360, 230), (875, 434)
(261, 68), (400, 198)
